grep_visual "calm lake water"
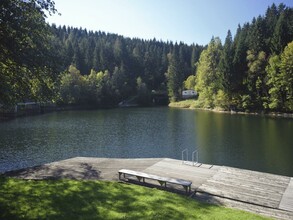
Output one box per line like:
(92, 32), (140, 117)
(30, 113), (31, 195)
(0, 107), (292, 176)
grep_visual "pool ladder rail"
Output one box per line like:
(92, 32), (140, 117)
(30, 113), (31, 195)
(182, 149), (199, 166)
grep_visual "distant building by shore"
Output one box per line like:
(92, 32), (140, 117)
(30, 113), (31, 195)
(182, 90), (197, 99)
(0, 102), (56, 120)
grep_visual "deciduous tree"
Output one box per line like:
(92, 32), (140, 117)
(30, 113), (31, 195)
(0, 0), (58, 104)
(195, 37), (226, 108)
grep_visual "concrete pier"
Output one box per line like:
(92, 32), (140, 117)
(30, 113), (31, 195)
(2, 157), (293, 220)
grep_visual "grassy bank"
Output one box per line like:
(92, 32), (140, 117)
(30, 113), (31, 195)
(169, 100), (198, 109)
(0, 178), (270, 219)
(169, 100), (227, 112)
(169, 100), (293, 118)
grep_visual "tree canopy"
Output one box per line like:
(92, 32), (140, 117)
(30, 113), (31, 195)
(0, 0), (59, 105)
(0, 2), (292, 112)
(44, 26), (203, 106)
(189, 3), (293, 112)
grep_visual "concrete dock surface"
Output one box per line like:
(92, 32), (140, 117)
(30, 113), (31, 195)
(2, 157), (293, 220)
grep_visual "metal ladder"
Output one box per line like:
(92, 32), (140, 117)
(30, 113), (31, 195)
(182, 148), (199, 166)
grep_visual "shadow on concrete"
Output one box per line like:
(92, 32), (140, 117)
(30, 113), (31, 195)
(119, 178), (196, 197)
(2, 163), (102, 180)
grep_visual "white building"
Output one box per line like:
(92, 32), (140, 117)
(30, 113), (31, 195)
(182, 90), (197, 99)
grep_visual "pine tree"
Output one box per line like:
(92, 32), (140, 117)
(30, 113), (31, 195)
(271, 7), (293, 54)
(219, 30), (233, 93)
(248, 16), (266, 53)
(264, 3), (278, 51)
(166, 48), (181, 102)
(232, 23), (249, 93)
(190, 44), (202, 73)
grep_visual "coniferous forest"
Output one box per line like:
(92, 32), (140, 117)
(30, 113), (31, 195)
(0, 0), (292, 112)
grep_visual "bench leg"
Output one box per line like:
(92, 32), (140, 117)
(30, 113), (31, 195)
(119, 172), (126, 180)
(158, 181), (166, 188)
(182, 185), (191, 194)
(183, 185), (191, 194)
(183, 185), (187, 193)
(136, 176), (143, 182)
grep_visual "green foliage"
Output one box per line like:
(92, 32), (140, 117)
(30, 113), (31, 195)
(0, 0), (59, 105)
(169, 99), (197, 108)
(232, 24), (249, 94)
(280, 41), (293, 111)
(248, 16), (266, 53)
(136, 77), (151, 106)
(245, 50), (268, 109)
(195, 37), (229, 109)
(57, 65), (136, 107)
(0, 3), (204, 107)
(214, 90), (229, 110)
(111, 66), (129, 102)
(266, 41), (293, 112)
(184, 75), (196, 90)
(1, 1), (292, 112)
(0, 178), (270, 220)
(58, 65), (86, 105)
(240, 94), (253, 111)
(50, 26), (203, 103)
(271, 6), (293, 54)
(177, 3), (293, 113)
(219, 30), (234, 93)
(166, 49), (182, 102)
(85, 69), (105, 105)
(266, 55), (282, 110)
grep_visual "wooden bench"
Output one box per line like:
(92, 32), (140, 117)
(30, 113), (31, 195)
(118, 169), (192, 193)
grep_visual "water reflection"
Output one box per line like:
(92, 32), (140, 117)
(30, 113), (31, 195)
(0, 108), (292, 176)
(195, 111), (293, 176)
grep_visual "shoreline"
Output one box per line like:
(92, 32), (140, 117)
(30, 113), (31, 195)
(1, 103), (292, 122)
(169, 101), (293, 119)
(2, 157), (292, 219)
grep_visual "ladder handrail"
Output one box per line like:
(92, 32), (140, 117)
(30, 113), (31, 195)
(192, 150), (199, 166)
(182, 149), (188, 164)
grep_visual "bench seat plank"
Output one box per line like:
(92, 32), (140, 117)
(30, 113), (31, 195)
(118, 169), (192, 193)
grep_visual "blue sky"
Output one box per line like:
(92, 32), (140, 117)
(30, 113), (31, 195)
(46, 0), (293, 45)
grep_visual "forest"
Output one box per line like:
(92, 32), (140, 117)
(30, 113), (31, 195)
(186, 3), (293, 112)
(0, 0), (292, 112)
(49, 26), (203, 107)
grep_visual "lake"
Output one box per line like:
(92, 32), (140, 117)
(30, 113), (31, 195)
(0, 107), (292, 176)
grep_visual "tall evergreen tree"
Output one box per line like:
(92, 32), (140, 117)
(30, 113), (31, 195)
(248, 16), (266, 53)
(264, 3), (278, 51)
(219, 30), (233, 93)
(190, 44), (202, 73)
(166, 48), (181, 102)
(271, 7), (293, 54)
(232, 23), (249, 93)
